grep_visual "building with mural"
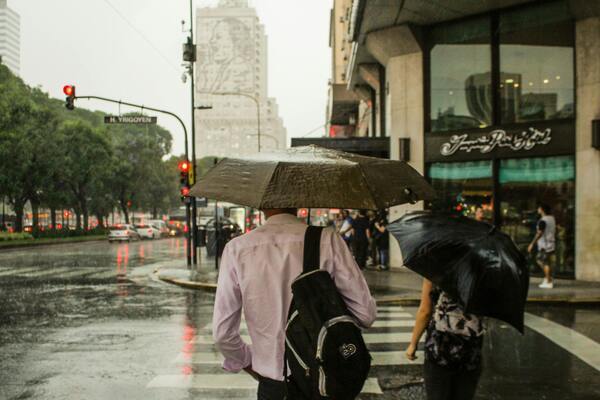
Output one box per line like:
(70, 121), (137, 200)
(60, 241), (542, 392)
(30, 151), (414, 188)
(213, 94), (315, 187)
(194, 0), (286, 158)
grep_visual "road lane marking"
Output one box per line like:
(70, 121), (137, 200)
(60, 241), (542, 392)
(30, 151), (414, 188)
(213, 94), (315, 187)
(377, 312), (413, 319)
(377, 306), (405, 312)
(146, 374), (382, 394)
(525, 313), (600, 372)
(372, 319), (414, 328)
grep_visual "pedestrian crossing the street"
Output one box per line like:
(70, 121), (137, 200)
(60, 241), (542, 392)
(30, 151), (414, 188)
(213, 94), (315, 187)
(146, 305), (424, 398)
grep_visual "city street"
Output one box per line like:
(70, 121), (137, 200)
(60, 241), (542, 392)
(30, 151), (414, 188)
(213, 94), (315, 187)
(0, 239), (599, 399)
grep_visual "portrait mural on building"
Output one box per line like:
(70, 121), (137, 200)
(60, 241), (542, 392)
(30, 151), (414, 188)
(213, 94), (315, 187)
(197, 17), (254, 94)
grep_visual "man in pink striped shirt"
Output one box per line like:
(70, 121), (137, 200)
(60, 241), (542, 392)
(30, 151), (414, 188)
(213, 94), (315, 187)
(213, 208), (377, 400)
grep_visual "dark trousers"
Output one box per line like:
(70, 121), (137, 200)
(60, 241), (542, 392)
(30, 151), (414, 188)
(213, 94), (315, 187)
(353, 239), (368, 268)
(257, 377), (286, 400)
(424, 360), (481, 400)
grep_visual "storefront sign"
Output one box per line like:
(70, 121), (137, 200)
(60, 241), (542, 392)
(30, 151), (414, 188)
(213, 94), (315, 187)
(440, 127), (552, 156)
(425, 120), (574, 162)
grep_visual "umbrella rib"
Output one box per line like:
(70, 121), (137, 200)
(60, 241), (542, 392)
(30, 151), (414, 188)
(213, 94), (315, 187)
(257, 160), (281, 209)
(356, 163), (380, 209)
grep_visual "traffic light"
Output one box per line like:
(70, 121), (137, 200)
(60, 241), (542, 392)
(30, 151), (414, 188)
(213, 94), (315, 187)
(63, 85), (76, 110)
(178, 159), (191, 201)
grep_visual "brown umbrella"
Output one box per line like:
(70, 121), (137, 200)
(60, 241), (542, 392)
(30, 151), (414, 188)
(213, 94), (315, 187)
(190, 145), (435, 209)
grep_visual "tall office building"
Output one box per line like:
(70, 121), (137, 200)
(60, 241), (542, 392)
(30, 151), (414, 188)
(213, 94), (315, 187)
(195, 0), (286, 158)
(0, 0), (20, 75)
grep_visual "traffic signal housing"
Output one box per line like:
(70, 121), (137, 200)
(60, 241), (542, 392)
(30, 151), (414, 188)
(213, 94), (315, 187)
(178, 159), (191, 201)
(63, 85), (76, 110)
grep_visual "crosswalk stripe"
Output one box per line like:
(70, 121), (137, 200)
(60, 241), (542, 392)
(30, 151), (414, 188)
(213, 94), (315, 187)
(146, 374), (382, 394)
(21, 267), (73, 278)
(174, 350), (424, 366)
(378, 312), (413, 319)
(201, 318), (415, 336)
(0, 266), (42, 277)
(193, 331), (416, 345)
(377, 306), (405, 312)
(372, 351), (424, 365)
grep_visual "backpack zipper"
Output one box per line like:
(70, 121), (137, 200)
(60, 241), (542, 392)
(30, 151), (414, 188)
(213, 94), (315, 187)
(315, 315), (361, 397)
(285, 311), (310, 377)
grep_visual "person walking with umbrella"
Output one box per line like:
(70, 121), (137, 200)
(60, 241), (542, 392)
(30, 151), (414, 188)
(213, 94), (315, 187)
(406, 279), (485, 400)
(351, 209), (370, 269)
(388, 212), (529, 400)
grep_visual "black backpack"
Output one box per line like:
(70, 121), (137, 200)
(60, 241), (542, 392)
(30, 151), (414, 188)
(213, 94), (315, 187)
(284, 226), (371, 400)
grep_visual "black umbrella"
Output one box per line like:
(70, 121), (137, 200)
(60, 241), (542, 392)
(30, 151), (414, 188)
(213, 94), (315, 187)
(388, 212), (529, 332)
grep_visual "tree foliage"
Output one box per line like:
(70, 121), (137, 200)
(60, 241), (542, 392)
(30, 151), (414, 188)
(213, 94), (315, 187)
(0, 64), (182, 232)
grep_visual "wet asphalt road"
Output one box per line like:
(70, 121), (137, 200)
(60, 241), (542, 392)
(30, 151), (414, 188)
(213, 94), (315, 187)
(0, 238), (599, 400)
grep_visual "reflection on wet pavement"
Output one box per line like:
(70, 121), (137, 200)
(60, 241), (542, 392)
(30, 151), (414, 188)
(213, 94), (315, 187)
(0, 239), (599, 399)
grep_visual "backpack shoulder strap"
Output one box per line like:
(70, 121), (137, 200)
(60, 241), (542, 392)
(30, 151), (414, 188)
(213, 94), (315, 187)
(303, 225), (323, 274)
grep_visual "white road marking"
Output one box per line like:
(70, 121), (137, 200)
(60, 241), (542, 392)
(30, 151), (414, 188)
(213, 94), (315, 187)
(525, 313), (600, 371)
(174, 350), (424, 366)
(21, 267), (73, 278)
(0, 266), (43, 277)
(377, 312), (413, 319)
(372, 319), (415, 328)
(146, 374), (382, 394)
(377, 306), (405, 312)
(193, 331), (416, 345)
(372, 351), (424, 365)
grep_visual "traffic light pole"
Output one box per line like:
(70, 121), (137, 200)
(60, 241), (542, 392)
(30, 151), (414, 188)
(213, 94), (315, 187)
(189, 0), (199, 266)
(74, 95), (192, 266)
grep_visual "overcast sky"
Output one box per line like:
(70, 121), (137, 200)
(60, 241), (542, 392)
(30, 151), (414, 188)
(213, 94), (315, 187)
(10, 0), (332, 156)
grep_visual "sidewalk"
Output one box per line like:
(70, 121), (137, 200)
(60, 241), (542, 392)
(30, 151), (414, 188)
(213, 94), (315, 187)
(155, 257), (600, 304)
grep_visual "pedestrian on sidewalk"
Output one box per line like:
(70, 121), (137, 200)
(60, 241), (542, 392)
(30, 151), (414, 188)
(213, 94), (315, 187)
(374, 212), (389, 271)
(351, 209), (370, 269)
(528, 203), (556, 289)
(212, 208), (377, 400)
(367, 211), (378, 267)
(339, 209), (354, 250)
(406, 279), (485, 400)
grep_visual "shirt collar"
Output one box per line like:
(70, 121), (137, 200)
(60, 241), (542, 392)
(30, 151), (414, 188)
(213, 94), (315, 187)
(265, 213), (303, 225)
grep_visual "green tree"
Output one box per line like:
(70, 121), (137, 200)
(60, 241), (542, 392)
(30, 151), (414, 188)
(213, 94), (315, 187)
(58, 120), (112, 230)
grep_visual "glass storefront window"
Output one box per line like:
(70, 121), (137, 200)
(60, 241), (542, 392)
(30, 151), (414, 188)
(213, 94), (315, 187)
(430, 18), (492, 132)
(429, 161), (493, 222)
(500, 1), (574, 124)
(499, 156), (575, 277)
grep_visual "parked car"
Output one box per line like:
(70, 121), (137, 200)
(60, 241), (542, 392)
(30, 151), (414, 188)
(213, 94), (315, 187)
(167, 220), (185, 237)
(135, 224), (161, 240)
(148, 219), (169, 237)
(108, 224), (140, 242)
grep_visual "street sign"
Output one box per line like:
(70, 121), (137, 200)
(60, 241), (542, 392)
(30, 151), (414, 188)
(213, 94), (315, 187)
(104, 115), (157, 124)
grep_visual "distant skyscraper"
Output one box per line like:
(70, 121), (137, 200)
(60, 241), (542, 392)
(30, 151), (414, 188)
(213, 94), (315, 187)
(195, 0), (286, 158)
(0, 0), (20, 75)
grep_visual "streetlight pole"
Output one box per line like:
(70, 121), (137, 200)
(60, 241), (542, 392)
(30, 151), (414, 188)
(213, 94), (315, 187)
(188, 0), (199, 266)
(213, 92), (261, 152)
(246, 133), (278, 149)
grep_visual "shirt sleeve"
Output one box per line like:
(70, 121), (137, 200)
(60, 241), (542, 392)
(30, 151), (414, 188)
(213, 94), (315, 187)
(538, 220), (547, 232)
(322, 229), (377, 328)
(212, 243), (252, 373)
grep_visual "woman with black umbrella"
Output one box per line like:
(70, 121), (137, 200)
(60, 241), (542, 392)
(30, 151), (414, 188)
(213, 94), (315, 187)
(406, 279), (485, 400)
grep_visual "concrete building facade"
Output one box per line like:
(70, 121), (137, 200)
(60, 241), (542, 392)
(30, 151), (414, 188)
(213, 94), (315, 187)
(194, 0), (286, 158)
(318, 0), (600, 281)
(0, 0), (20, 76)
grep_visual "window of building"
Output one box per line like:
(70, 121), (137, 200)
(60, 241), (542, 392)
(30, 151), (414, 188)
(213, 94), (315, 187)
(430, 18), (492, 132)
(499, 1), (574, 123)
(499, 155), (575, 276)
(428, 160), (494, 222)
(428, 0), (574, 132)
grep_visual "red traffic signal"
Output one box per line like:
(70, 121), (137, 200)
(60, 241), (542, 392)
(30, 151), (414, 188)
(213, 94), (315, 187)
(63, 85), (75, 97)
(177, 160), (190, 173)
(180, 187), (190, 197)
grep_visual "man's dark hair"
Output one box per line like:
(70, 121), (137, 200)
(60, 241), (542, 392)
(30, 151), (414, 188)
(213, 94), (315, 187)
(358, 209), (367, 216)
(538, 203), (552, 215)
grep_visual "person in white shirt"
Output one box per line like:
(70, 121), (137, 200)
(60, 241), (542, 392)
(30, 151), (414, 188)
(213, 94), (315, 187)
(212, 208), (377, 400)
(528, 203), (556, 289)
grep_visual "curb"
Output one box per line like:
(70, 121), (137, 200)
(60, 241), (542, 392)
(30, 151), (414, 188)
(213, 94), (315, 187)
(156, 274), (600, 305)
